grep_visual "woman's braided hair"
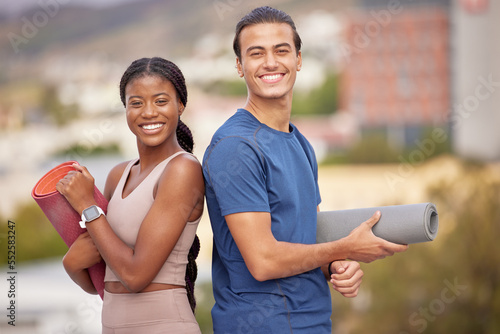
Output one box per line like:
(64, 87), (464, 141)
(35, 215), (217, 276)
(119, 57), (199, 313)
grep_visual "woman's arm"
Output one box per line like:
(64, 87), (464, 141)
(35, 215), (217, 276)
(62, 232), (101, 294)
(57, 155), (204, 292)
(60, 162), (127, 294)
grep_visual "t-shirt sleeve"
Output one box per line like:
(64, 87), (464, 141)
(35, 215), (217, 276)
(204, 136), (270, 216)
(301, 135), (322, 207)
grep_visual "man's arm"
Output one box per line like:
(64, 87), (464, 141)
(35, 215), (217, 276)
(317, 206), (364, 298)
(226, 210), (407, 282)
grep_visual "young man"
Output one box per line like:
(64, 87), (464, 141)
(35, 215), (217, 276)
(202, 6), (408, 333)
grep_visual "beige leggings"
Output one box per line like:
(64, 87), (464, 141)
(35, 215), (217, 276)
(102, 288), (201, 334)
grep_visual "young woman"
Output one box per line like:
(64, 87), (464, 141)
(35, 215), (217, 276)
(57, 57), (204, 333)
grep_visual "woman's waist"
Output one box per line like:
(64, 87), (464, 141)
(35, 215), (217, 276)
(105, 281), (184, 294)
(105, 260), (188, 290)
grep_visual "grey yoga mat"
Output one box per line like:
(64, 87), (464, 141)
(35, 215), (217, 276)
(316, 203), (438, 245)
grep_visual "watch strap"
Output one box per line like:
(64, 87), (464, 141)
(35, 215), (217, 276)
(79, 205), (105, 228)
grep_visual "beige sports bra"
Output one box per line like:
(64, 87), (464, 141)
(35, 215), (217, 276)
(104, 151), (201, 286)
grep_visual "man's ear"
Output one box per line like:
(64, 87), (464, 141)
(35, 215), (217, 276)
(297, 51), (302, 71)
(236, 58), (244, 77)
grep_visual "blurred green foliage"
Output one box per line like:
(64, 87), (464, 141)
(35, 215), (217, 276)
(345, 132), (400, 164)
(202, 79), (248, 96)
(41, 85), (80, 126)
(195, 281), (215, 334)
(53, 142), (122, 158)
(0, 80), (79, 127)
(322, 127), (452, 165)
(293, 72), (340, 116)
(331, 160), (500, 333)
(0, 201), (68, 266)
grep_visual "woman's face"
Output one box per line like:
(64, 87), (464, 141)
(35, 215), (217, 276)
(124, 74), (184, 149)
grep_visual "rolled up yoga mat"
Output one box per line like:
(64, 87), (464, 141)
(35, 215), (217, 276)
(31, 161), (107, 299)
(317, 203), (438, 245)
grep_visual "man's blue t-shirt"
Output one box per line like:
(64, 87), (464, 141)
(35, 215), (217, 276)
(203, 109), (331, 334)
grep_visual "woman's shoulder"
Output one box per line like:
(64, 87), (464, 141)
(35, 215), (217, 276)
(155, 152), (204, 206)
(158, 152), (203, 189)
(163, 152), (201, 177)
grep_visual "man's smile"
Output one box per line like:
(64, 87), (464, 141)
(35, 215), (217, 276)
(259, 73), (285, 83)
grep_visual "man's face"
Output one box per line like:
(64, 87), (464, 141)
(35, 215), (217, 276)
(236, 22), (302, 103)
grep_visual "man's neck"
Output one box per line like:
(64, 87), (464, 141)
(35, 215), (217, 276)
(244, 96), (292, 133)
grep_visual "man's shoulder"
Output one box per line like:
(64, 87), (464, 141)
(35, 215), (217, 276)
(203, 110), (262, 163)
(209, 110), (259, 144)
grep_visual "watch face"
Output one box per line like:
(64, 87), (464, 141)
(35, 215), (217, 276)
(84, 206), (100, 220)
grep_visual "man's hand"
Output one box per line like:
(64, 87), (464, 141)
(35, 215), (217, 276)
(329, 260), (363, 298)
(344, 211), (408, 263)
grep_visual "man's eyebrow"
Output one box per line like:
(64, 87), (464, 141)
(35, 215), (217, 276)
(245, 43), (292, 54)
(274, 43), (292, 49)
(245, 45), (265, 54)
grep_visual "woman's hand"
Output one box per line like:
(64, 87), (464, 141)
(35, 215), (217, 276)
(56, 164), (96, 214)
(63, 232), (102, 271)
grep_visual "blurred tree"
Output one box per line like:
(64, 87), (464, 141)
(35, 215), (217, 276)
(293, 72), (340, 116)
(331, 159), (500, 334)
(346, 131), (400, 164)
(0, 201), (67, 266)
(202, 79), (248, 96)
(195, 281), (215, 334)
(41, 85), (79, 126)
(53, 142), (121, 158)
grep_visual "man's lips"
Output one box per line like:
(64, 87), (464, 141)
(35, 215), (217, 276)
(259, 73), (285, 83)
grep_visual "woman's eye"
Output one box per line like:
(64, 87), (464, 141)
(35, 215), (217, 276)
(130, 101), (142, 106)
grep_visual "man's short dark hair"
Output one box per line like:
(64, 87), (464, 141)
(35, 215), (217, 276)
(233, 6), (302, 59)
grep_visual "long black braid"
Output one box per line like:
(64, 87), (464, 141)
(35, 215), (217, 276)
(119, 57), (200, 313)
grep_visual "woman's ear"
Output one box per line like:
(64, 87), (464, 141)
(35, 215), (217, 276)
(178, 100), (185, 116)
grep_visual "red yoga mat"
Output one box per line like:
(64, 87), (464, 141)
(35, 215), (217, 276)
(31, 161), (106, 299)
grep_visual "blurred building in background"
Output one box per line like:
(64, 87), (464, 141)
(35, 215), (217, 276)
(338, 0), (500, 161)
(339, 0), (451, 150)
(451, 0), (500, 161)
